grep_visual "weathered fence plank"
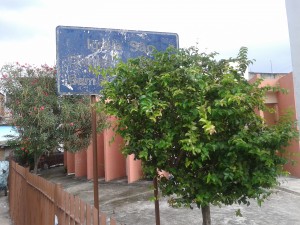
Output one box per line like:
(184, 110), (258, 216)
(9, 160), (122, 225)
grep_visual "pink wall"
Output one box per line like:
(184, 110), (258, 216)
(259, 78), (280, 88)
(87, 133), (105, 180)
(86, 141), (93, 180)
(284, 140), (300, 177)
(104, 117), (126, 181)
(97, 133), (105, 177)
(63, 73), (300, 180)
(84, 126), (143, 183)
(249, 73), (300, 177)
(277, 73), (297, 119)
(127, 154), (143, 183)
(75, 149), (87, 177)
(66, 151), (75, 174)
(277, 74), (300, 177)
(263, 104), (277, 125)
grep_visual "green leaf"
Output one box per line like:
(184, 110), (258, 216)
(235, 209), (243, 217)
(91, 46), (298, 215)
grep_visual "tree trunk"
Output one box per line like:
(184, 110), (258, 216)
(201, 205), (211, 225)
(153, 176), (161, 225)
(33, 154), (41, 174)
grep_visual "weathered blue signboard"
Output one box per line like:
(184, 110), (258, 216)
(56, 26), (179, 95)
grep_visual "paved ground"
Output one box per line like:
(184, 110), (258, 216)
(1, 166), (300, 224)
(0, 192), (12, 225)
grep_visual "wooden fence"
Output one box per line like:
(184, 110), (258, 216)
(8, 160), (121, 225)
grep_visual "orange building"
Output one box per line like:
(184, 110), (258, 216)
(64, 116), (143, 183)
(249, 72), (300, 177)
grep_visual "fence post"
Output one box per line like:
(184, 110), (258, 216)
(54, 183), (62, 225)
(8, 159), (14, 223)
(110, 217), (117, 225)
(24, 166), (30, 225)
(93, 207), (99, 225)
(8, 160), (121, 225)
(100, 213), (106, 225)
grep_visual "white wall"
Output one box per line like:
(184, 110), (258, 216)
(286, 0), (300, 121)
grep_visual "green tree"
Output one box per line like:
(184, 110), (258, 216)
(0, 63), (101, 174)
(95, 47), (298, 225)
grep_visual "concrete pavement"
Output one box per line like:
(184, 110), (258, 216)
(0, 192), (12, 225)
(41, 167), (300, 225)
(1, 166), (300, 224)
(277, 176), (300, 196)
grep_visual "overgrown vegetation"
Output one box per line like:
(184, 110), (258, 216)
(0, 63), (106, 173)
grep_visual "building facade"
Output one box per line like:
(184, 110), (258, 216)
(250, 72), (300, 177)
(64, 116), (143, 183)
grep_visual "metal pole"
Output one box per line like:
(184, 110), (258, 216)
(153, 176), (161, 225)
(91, 95), (99, 216)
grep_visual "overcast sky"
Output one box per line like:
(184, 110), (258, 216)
(0, 0), (292, 73)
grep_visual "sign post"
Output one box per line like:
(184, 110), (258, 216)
(56, 25), (179, 224)
(91, 94), (99, 210)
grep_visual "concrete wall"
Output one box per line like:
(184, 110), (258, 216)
(286, 0), (300, 124)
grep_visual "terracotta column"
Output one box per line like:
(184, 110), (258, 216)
(75, 149), (87, 177)
(104, 116), (126, 181)
(97, 133), (105, 177)
(87, 141), (93, 180)
(66, 151), (75, 174)
(87, 133), (105, 180)
(127, 154), (143, 183)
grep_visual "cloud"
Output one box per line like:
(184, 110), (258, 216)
(0, 19), (36, 40)
(0, 0), (292, 73)
(0, 0), (41, 10)
(248, 43), (292, 73)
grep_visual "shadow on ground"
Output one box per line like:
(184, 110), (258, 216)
(41, 166), (300, 225)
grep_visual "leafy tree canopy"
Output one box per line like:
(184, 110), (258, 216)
(94, 47), (298, 224)
(0, 63), (105, 173)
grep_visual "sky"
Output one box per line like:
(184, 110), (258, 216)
(0, 0), (292, 73)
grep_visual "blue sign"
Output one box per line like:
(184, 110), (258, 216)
(56, 26), (179, 95)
